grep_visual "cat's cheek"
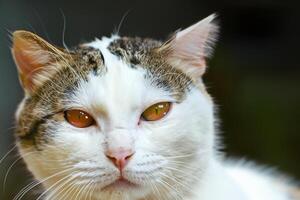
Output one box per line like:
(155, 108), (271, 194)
(42, 127), (99, 164)
(17, 145), (50, 185)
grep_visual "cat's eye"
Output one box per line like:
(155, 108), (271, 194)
(64, 109), (95, 128)
(141, 102), (171, 121)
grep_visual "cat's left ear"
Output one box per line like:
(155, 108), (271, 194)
(158, 14), (219, 79)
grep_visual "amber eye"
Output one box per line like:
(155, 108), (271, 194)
(64, 109), (95, 128)
(141, 102), (171, 121)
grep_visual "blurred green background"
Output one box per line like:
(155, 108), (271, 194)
(0, 0), (299, 199)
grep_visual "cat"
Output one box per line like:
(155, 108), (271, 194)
(11, 14), (299, 200)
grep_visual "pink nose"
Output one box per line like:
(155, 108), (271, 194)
(105, 149), (134, 170)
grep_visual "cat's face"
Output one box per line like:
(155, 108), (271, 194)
(12, 14), (218, 199)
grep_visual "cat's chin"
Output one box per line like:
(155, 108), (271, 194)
(102, 178), (140, 191)
(95, 177), (150, 199)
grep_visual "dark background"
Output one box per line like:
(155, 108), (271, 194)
(0, 0), (299, 199)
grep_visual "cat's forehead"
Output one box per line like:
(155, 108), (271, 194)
(78, 36), (192, 101)
(107, 36), (162, 64)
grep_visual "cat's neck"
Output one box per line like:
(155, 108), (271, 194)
(189, 158), (246, 200)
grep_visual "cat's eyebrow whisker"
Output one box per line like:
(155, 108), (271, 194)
(115, 9), (131, 35)
(59, 9), (71, 52)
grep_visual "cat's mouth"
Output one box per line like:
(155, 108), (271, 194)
(102, 177), (139, 191)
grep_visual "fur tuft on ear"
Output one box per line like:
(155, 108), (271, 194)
(158, 14), (219, 79)
(11, 31), (71, 95)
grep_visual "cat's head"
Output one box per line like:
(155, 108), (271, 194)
(12, 14), (218, 199)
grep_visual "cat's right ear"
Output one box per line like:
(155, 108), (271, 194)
(11, 31), (72, 95)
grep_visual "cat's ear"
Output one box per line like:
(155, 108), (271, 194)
(158, 14), (218, 79)
(11, 31), (71, 95)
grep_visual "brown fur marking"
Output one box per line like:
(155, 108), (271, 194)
(16, 47), (105, 148)
(108, 37), (193, 101)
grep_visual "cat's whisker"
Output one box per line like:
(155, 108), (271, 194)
(83, 180), (92, 200)
(13, 167), (75, 200)
(83, 179), (95, 200)
(73, 179), (89, 200)
(36, 171), (78, 200)
(87, 178), (99, 200)
(59, 182), (76, 200)
(68, 171), (101, 200)
(163, 165), (202, 178)
(59, 177), (79, 200)
(156, 177), (183, 200)
(13, 179), (40, 200)
(59, 9), (70, 52)
(6, 124), (18, 131)
(2, 150), (38, 193)
(115, 9), (131, 35)
(147, 176), (166, 200)
(68, 180), (83, 200)
(164, 153), (200, 159)
(88, 182), (97, 200)
(0, 144), (18, 167)
(45, 172), (78, 200)
(81, 179), (97, 200)
(166, 156), (209, 165)
(166, 161), (206, 175)
(74, 178), (90, 200)
(164, 150), (210, 162)
(160, 170), (199, 195)
(150, 172), (175, 199)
